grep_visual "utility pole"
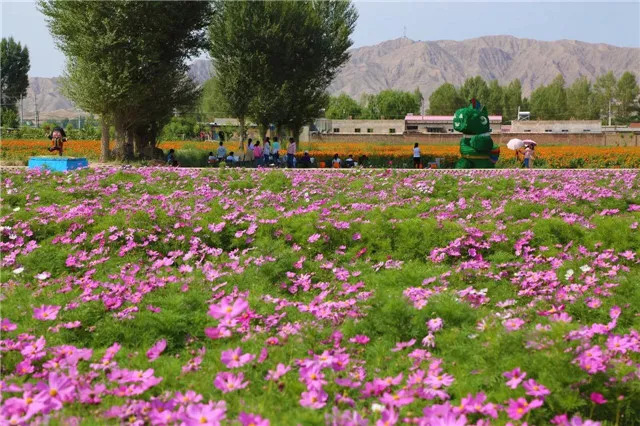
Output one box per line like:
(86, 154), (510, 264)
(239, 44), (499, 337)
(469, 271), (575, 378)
(33, 92), (39, 127)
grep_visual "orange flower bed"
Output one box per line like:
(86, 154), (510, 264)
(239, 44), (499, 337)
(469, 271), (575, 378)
(2, 139), (639, 168)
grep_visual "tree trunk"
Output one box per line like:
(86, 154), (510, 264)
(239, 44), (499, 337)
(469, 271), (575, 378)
(100, 116), (110, 162)
(114, 117), (127, 161)
(125, 130), (134, 161)
(239, 116), (245, 143)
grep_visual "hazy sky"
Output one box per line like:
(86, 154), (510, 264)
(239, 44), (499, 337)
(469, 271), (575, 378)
(2, 1), (639, 78)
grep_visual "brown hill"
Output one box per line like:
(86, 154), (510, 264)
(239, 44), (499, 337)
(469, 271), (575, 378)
(328, 35), (640, 101)
(25, 36), (640, 118)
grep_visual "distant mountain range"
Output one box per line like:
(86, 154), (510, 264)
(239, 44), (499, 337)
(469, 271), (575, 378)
(23, 35), (640, 119)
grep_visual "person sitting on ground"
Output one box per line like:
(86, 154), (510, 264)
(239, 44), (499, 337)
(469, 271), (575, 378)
(208, 151), (216, 166)
(48, 126), (68, 156)
(301, 151), (311, 168)
(226, 151), (236, 166)
(358, 154), (368, 168)
(217, 141), (227, 162)
(345, 154), (355, 168)
(167, 149), (176, 166)
(332, 153), (341, 169)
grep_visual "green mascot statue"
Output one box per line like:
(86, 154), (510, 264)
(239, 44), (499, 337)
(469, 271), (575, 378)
(453, 99), (500, 169)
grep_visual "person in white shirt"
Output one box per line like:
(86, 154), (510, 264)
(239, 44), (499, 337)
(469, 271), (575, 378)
(332, 153), (342, 168)
(208, 151), (216, 166)
(413, 143), (421, 168)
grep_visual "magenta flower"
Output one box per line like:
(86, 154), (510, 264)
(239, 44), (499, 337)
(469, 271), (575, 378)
(208, 297), (248, 320)
(376, 408), (398, 426)
(590, 392), (607, 405)
(214, 372), (248, 393)
(349, 335), (370, 344)
(307, 233), (321, 243)
(503, 367), (527, 389)
(238, 412), (270, 426)
(146, 339), (167, 361)
(427, 317), (444, 332)
(379, 390), (414, 407)
(221, 347), (255, 368)
(33, 305), (61, 321)
(266, 363), (291, 381)
(1, 318), (17, 332)
(299, 389), (328, 409)
(36, 372), (76, 411)
(183, 402), (226, 425)
(503, 317), (525, 331)
(523, 379), (550, 397)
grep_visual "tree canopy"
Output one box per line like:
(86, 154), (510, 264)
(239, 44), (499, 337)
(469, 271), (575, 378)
(39, 0), (212, 159)
(1, 37), (30, 127)
(208, 0), (357, 140)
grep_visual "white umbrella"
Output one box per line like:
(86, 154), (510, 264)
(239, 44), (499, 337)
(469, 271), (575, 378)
(523, 139), (537, 146)
(507, 138), (524, 150)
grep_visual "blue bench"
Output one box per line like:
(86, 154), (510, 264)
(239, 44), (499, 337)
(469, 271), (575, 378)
(28, 157), (89, 172)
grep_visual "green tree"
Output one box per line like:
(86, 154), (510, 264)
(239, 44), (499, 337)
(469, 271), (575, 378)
(200, 76), (230, 122)
(40, 0), (211, 160)
(209, 0), (266, 143)
(428, 83), (464, 115)
(362, 90), (420, 119)
(566, 76), (598, 120)
(326, 93), (362, 119)
(614, 71), (639, 124)
(1, 37), (30, 125)
(503, 79), (522, 122)
(459, 76), (490, 105)
(593, 71), (617, 125)
(530, 75), (567, 120)
(487, 80), (504, 117)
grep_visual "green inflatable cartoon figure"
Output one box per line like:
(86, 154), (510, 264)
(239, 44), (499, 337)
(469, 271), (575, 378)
(453, 99), (500, 169)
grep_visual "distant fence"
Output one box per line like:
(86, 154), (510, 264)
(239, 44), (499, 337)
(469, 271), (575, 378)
(309, 132), (640, 147)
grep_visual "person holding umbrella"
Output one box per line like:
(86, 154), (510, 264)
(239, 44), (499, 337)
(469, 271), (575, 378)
(522, 139), (536, 168)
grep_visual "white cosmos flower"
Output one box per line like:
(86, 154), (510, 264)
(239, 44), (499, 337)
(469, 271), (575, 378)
(371, 403), (385, 413)
(580, 265), (592, 273)
(565, 269), (574, 280)
(12, 267), (24, 274)
(13, 207), (20, 212)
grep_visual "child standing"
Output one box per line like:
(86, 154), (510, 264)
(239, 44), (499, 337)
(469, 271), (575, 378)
(413, 143), (421, 168)
(48, 126), (67, 156)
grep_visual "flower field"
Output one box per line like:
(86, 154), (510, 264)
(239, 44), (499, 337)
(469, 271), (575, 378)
(1, 167), (640, 425)
(2, 139), (640, 168)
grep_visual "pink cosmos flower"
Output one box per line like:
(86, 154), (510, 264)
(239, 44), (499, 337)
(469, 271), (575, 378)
(503, 318), (525, 331)
(308, 233), (321, 243)
(427, 318), (444, 332)
(352, 233), (362, 241)
(208, 297), (248, 320)
(606, 335), (631, 354)
(183, 402), (226, 425)
(299, 389), (328, 409)
(349, 335), (370, 344)
(33, 305), (61, 321)
(590, 393), (607, 405)
(503, 367), (526, 389)
(238, 412), (270, 426)
(380, 390), (414, 407)
(35, 271), (51, 280)
(376, 408), (398, 426)
(36, 372), (76, 411)
(221, 347), (256, 368)
(266, 363), (291, 381)
(506, 397), (543, 420)
(214, 372), (248, 393)
(523, 379), (550, 397)
(1, 318), (17, 332)
(146, 339), (167, 362)
(391, 339), (416, 352)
